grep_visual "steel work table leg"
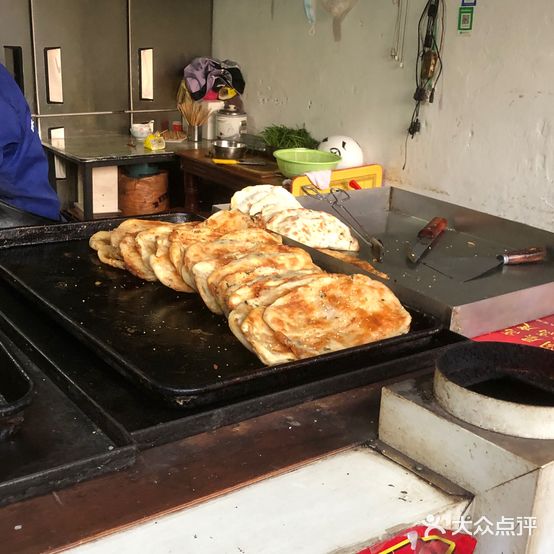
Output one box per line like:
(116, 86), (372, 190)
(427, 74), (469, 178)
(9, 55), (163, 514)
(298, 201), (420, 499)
(83, 165), (94, 220)
(182, 163), (199, 213)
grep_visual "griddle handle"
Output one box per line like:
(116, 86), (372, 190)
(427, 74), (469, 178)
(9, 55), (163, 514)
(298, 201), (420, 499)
(417, 217), (448, 240)
(501, 246), (547, 265)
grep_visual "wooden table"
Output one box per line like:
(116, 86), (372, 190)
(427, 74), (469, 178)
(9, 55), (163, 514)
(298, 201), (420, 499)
(177, 148), (284, 212)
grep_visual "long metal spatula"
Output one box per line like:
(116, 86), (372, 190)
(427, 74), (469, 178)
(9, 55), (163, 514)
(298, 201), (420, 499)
(426, 246), (548, 282)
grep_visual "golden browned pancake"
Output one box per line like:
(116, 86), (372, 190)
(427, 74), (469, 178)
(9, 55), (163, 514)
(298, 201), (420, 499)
(228, 305), (256, 352)
(96, 245), (126, 270)
(192, 255), (248, 313)
(89, 230), (125, 269)
(182, 229), (282, 290)
(89, 230), (112, 251)
(316, 249), (389, 280)
(229, 272), (327, 359)
(191, 243), (291, 313)
(202, 209), (256, 232)
(167, 225), (224, 285)
(119, 234), (157, 281)
(208, 248), (317, 313)
(135, 225), (173, 268)
(240, 307), (296, 365)
(216, 268), (291, 316)
(110, 219), (174, 248)
(222, 269), (322, 315)
(263, 274), (411, 359)
(150, 234), (195, 292)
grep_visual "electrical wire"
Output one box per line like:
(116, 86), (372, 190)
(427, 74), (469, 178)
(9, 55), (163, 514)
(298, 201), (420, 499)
(403, 101), (420, 170)
(430, 0), (446, 96)
(403, 0), (445, 170)
(414, 0), (430, 87)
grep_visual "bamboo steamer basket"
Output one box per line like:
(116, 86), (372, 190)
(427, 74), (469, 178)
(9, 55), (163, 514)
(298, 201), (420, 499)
(118, 169), (169, 216)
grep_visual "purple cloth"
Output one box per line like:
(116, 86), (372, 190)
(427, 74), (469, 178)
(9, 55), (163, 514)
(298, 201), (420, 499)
(184, 57), (245, 101)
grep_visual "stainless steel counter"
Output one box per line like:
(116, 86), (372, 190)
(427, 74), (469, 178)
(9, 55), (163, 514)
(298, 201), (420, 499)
(42, 134), (204, 219)
(42, 134), (197, 163)
(299, 187), (554, 336)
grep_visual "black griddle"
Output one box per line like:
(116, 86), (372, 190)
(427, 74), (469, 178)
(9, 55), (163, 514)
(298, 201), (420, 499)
(0, 336), (34, 441)
(0, 329), (135, 506)
(0, 279), (463, 449)
(0, 215), (443, 408)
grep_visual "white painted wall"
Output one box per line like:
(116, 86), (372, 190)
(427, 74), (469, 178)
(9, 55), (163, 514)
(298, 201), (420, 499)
(212, 0), (554, 232)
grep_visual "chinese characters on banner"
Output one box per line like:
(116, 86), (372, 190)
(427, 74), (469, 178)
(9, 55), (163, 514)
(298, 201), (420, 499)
(473, 314), (554, 351)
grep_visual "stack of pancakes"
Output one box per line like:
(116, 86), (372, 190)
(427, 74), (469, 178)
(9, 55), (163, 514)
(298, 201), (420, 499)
(89, 187), (410, 365)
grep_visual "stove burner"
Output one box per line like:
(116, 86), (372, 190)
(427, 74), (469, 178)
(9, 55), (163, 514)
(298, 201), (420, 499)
(468, 375), (554, 407)
(434, 342), (554, 439)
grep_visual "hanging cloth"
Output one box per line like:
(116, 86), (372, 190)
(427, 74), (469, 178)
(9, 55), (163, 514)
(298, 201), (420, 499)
(183, 57), (245, 101)
(304, 0), (317, 35)
(321, 0), (358, 41)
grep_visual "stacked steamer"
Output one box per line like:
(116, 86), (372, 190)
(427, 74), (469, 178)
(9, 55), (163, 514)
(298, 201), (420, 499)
(89, 185), (411, 365)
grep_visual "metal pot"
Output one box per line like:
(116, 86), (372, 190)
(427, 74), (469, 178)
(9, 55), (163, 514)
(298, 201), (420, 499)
(212, 140), (247, 160)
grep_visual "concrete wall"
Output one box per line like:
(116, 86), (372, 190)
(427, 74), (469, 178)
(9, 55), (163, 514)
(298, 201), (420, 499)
(212, 0), (554, 232)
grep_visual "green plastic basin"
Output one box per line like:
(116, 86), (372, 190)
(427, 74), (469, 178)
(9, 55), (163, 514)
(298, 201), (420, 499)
(273, 148), (340, 178)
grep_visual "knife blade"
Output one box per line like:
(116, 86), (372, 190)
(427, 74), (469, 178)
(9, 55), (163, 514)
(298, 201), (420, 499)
(212, 158), (267, 166)
(426, 246), (548, 282)
(407, 217), (448, 264)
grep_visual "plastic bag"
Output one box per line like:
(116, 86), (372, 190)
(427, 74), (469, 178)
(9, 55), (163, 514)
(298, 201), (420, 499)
(144, 133), (166, 151)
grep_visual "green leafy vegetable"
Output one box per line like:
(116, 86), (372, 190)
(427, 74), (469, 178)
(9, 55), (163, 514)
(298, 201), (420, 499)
(260, 124), (320, 150)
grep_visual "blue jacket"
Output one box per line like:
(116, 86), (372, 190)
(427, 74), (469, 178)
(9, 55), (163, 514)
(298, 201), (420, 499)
(0, 64), (60, 220)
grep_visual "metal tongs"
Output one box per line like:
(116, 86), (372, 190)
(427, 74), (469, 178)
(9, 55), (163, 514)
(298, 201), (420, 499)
(301, 185), (385, 262)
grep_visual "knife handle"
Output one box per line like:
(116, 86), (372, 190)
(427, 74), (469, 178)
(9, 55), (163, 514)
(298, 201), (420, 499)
(213, 158), (239, 165)
(500, 247), (547, 265)
(418, 217), (448, 239)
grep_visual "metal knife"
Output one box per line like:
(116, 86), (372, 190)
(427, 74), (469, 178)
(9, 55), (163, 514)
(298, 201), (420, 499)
(212, 158), (267, 166)
(407, 216), (448, 264)
(430, 246), (549, 282)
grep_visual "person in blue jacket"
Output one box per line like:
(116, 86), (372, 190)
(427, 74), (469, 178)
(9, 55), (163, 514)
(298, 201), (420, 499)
(0, 63), (60, 220)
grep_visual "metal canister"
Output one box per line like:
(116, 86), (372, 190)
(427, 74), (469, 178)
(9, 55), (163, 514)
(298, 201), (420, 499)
(215, 105), (247, 139)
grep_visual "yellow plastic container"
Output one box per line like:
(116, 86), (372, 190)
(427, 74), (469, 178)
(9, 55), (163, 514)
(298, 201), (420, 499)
(291, 164), (383, 196)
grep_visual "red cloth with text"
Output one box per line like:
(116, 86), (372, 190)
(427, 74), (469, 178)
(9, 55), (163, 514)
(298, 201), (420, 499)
(473, 314), (554, 351)
(358, 525), (476, 553)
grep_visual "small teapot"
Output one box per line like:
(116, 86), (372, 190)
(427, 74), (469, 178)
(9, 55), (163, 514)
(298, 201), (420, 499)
(130, 120), (154, 140)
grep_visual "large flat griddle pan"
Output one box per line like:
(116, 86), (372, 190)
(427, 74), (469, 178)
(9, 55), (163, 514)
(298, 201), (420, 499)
(0, 214), (442, 408)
